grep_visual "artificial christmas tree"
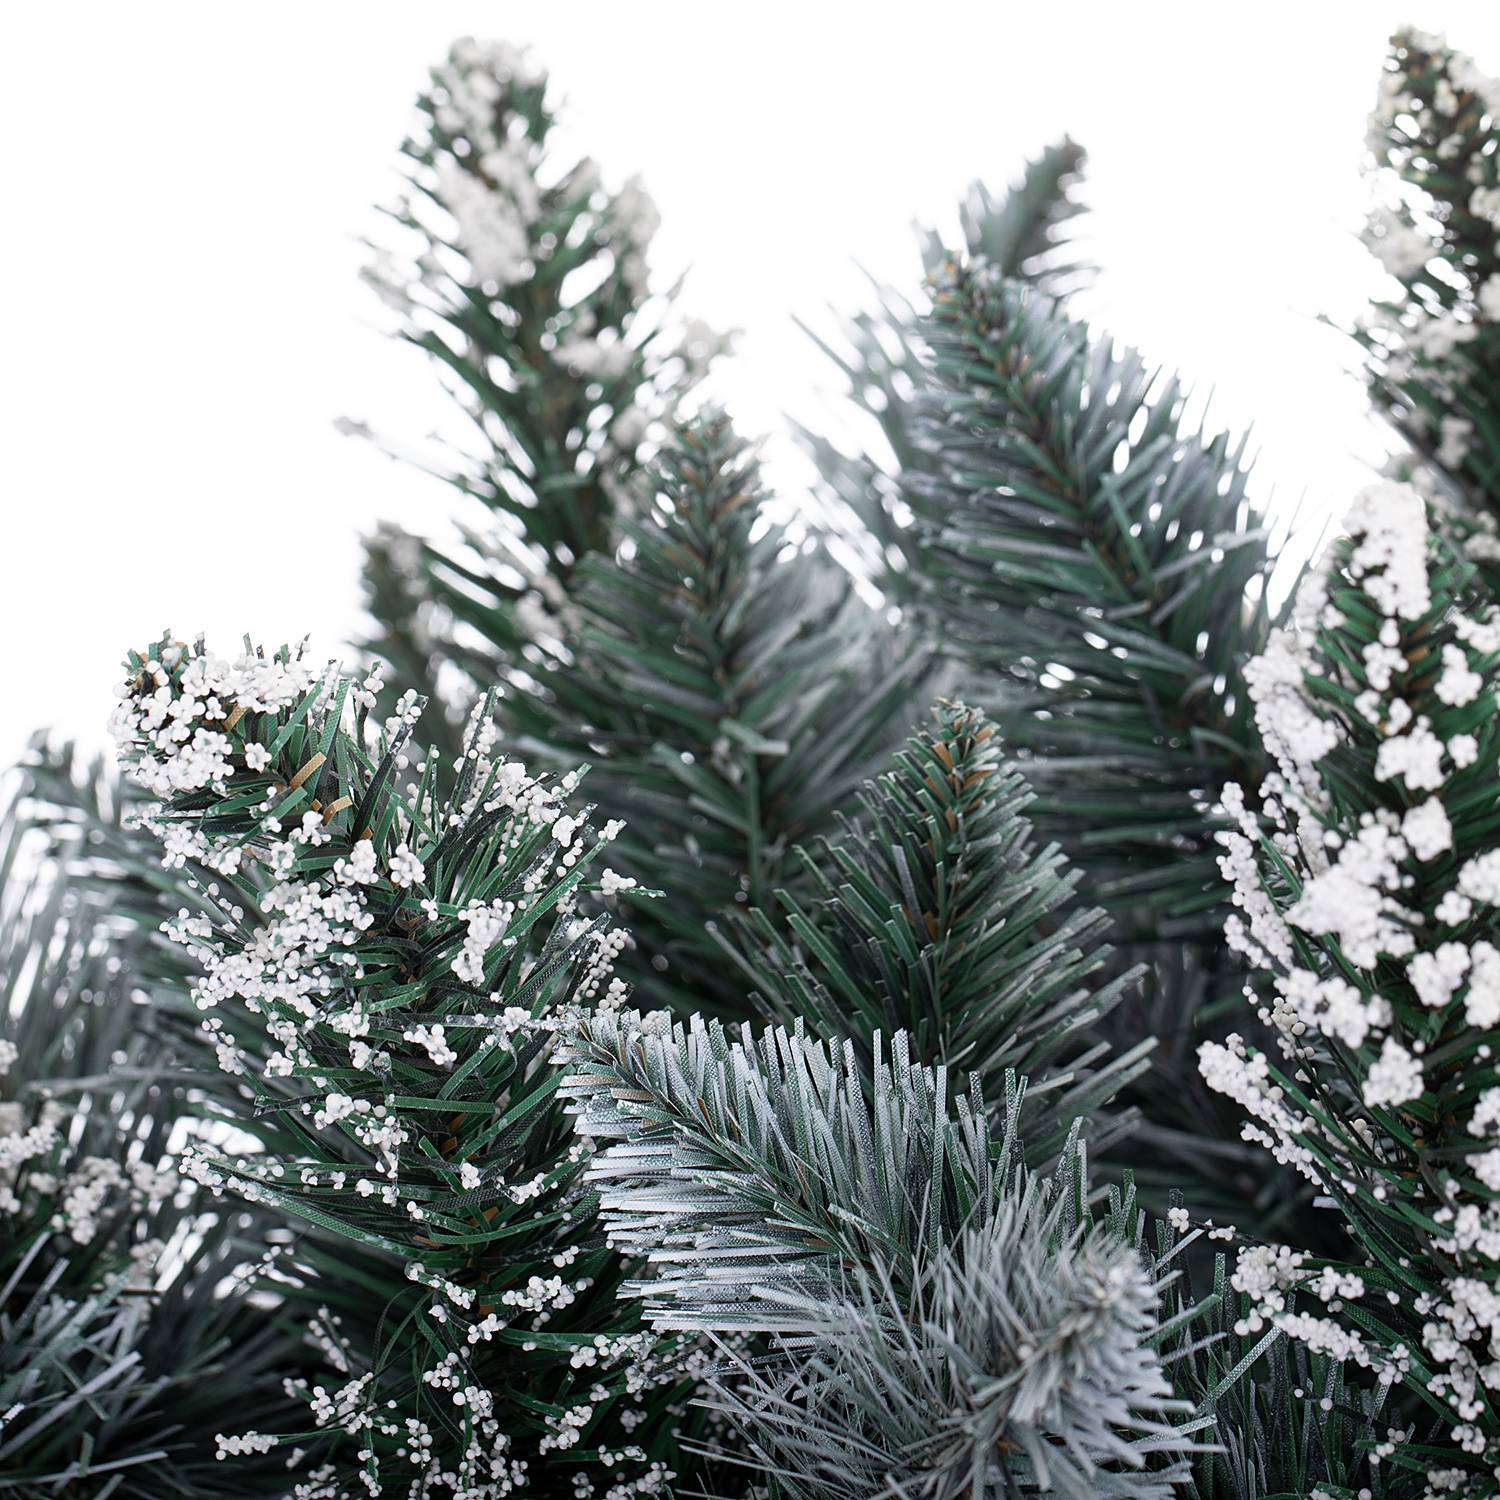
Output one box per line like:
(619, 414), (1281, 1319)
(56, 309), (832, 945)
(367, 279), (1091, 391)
(24, 24), (1500, 1499)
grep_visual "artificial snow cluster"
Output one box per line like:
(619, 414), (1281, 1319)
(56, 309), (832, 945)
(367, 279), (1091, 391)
(0, 1107), (176, 1260)
(0, 759), (300, 1493)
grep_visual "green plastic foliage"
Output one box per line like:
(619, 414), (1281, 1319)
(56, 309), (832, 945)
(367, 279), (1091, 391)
(1205, 482), (1500, 1492)
(913, 257), (1270, 927)
(507, 411), (927, 1016)
(559, 1010), (1199, 1499)
(356, 38), (720, 738)
(1361, 29), (1500, 537)
(728, 700), (1150, 1162)
(111, 636), (692, 1498)
(799, 139), (1090, 599)
(0, 786), (296, 1497)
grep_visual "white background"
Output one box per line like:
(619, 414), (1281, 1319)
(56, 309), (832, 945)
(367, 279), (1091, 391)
(4, 2), (1499, 767)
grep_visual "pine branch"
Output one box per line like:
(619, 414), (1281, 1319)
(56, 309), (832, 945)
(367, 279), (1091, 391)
(563, 1010), (1391, 1498)
(947, 139), (1092, 295)
(1134, 1198), (1411, 1500)
(725, 699), (1151, 1163)
(1360, 30), (1500, 547)
(913, 258), (1271, 925)
(109, 635), (699, 1497)
(507, 410), (928, 1016)
(893, 257), (1313, 1243)
(354, 39), (724, 744)
(797, 139), (1089, 599)
(0, 781), (298, 1496)
(558, 1010), (1201, 1497)
(1202, 480), (1500, 1488)
(13, 739), (212, 1024)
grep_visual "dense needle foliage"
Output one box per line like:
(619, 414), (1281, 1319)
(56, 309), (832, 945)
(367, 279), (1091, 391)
(355, 38), (723, 745)
(0, 780), (297, 1496)
(503, 410), (927, 1015)
(22, 24), (1500, 1500)
(108, 638), (699, 1497)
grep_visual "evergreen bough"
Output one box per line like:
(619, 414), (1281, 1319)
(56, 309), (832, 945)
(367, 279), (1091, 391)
(727, 699), (1151, 1162)
(356, 38), (721, 739)
(558, 1010), (1199, 1498)
(505, 409), (928, 1016)
(110, 637), (699, 1498)
(1361, 29), (1500, 541)
(912, 256), (1271, 928)
(882, 251), (1297, 1238)
(1203, 480), (1500, 1493)
(0, 785), (296, 1496)
(799, 139), (1089, 600)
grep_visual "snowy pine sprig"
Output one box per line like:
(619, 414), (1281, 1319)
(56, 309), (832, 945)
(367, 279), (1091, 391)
(0, 779), (297, 1496)
(557, 1009), (1201, 1498)
(356, 38), (726, 743)
(1202, 480), (1500, 1493)
(1361, 28), (1500, 550)
(110, 635), (696, 1498)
